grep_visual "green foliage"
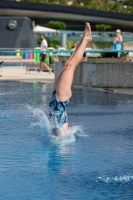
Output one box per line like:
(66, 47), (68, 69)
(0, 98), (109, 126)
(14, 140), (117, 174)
(36, 37), (41, 46)
(66, 40), (113, 50)
(23, 0), (68, 4)
(36, 36), (51, 47)
(94, 41), (112, 49)
(66, 40), (75, 50)
(49, 39), (60, 49)
(95, 24), (111, 31)
(23, 0), (133, 14)
(46, 0), (66, 3)
(46, 21), (66, 30)
(36, 36), (113, 50)
(36, 36), (60, 49)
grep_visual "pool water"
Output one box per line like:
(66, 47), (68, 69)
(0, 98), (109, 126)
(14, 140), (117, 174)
(0, 81), (133, 200)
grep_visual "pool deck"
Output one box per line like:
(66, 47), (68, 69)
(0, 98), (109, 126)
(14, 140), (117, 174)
(0, 66), (133, 95)
(0, 67), (54, 84)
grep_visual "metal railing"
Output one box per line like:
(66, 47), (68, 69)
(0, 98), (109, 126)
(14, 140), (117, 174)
(0, 48), (133, 67)
(0, 48), (34, 66)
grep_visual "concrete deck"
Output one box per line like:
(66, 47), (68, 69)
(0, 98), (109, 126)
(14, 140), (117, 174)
(0, 67), (54, 83)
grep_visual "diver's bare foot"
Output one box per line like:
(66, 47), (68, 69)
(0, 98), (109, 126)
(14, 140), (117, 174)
(84, 22), (92, 41)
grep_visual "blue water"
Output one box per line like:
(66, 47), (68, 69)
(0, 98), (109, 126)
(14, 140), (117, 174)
(0, 81), (133, 200)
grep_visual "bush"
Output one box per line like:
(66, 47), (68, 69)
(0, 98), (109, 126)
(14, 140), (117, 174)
(94, 41), (112, 49)
(66, 40), (75, 49)
(36, 36), (60, 49)
(36, 37), (41, 46)
(46, 21), (66, 30)
(49, 39), (60, 49)
(37, 36), (114, 50)
(95, 24), (111, 31)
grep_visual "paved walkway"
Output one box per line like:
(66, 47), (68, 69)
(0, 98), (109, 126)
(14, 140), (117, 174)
(0, 67), (54, 83)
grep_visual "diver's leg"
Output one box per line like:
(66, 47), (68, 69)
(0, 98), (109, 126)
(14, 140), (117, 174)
(54, 22), (92, 102)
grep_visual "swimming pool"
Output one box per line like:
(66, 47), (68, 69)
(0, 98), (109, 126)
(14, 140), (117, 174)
(0, 81), (133, 200)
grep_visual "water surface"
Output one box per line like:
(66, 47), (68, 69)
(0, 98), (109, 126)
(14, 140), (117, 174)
(0, 81), (133, 200)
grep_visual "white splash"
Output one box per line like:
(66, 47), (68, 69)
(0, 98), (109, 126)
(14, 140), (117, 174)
(96, 175), (133, 184)
(26, 105), (52, 135)
(26, 105), (87, 145)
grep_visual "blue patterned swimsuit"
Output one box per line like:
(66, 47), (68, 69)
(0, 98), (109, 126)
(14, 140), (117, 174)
(49, 90), (71, 128)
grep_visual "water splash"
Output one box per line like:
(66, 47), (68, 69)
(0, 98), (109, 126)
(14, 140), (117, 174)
(51, 125), (88, 145)
(96, 175), (133, 184)
(26, 105), (52, 135)
(26, 105), (87, 145)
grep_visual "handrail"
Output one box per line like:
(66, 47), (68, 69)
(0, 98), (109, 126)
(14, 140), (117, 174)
(0, 49), (132, 54)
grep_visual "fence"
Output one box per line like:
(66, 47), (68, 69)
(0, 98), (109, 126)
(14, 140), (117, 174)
(0, 48), (133, 67)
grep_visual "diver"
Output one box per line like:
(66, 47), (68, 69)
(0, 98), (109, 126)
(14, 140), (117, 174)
(49, 22), (92, 137)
